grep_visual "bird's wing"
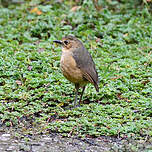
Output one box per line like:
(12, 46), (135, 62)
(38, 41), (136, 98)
(72, 46), (99, 92)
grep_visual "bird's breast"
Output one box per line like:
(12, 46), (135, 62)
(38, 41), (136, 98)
(60, 51), (87, 85)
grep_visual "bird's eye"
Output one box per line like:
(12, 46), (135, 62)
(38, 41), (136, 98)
(64, 40), (69, 45)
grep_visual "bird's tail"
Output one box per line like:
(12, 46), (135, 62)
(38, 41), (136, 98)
(94, 83), (99, 92)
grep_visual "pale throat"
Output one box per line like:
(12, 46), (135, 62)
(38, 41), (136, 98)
(62, 47), (74, 54)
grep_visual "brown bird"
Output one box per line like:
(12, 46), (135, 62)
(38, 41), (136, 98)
(53, 35), (99, 107)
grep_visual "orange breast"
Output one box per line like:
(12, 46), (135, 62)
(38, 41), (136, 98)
(60, 52), (87, 86)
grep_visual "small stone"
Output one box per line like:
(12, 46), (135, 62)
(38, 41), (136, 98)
(0, 134), (11, 141)
(6, 145), (16, 151)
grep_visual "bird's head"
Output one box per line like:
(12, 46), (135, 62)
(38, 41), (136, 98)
(53, 35), (82, 50)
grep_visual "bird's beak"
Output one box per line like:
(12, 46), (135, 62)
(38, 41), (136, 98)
(53, 40), (63, 45)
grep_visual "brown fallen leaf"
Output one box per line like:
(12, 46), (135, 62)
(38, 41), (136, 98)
(70, 6), (81, 12)
(116, 93), (131, 102)
(30, 7), (42, 15)
(92, 0), (102, 11)
(38, 48), (44, 53)
(141, 80), (150, 85)
(111, 75), (123, 80)
(123, 33), (128, 37)
(16, 80), (22, 85)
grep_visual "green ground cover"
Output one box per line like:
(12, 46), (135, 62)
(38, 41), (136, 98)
(0, 0), (152, 140)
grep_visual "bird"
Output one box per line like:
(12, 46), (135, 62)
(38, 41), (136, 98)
(53, 35), (99, 107)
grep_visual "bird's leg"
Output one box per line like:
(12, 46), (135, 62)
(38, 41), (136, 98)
(79, 86), (86, 105)
(74, 84), (79, 107)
